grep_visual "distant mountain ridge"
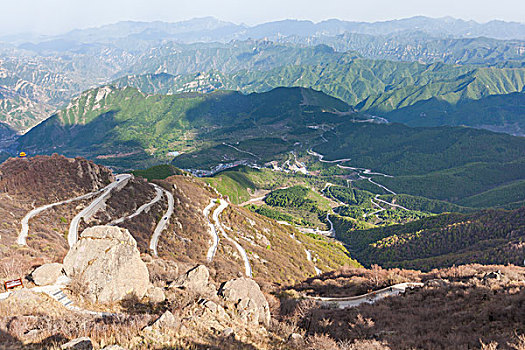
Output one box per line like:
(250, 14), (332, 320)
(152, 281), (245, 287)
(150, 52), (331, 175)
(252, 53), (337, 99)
(113, 59), (525, 134)
(5, 16), (525, 45)
(0, 16), (524, 136)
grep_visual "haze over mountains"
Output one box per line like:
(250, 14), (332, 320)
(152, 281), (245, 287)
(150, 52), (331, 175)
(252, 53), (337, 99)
(5, 16), (525, 45)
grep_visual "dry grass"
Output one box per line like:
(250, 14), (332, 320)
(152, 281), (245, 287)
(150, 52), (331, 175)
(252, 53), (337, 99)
(279, 264), (525, 350)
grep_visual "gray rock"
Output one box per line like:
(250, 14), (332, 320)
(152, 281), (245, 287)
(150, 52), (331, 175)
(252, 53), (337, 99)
(288, 333), (304, 346)
(219, 277), (271, 327)
(63, 226), (150, 304)
(170, 265), (212, 294)
(145, 286), (165, 303)
(202, 300), (228, 319)
(484, 271), (502, 280)
(144, 310), (180, 333)
(61, 337), (93, 350)
(424, 279), (448, 288)
(32, 263), (64, 286)
(222, 327), (234, 337)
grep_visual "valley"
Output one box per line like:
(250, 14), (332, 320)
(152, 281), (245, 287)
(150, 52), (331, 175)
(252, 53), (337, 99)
(0, 13), (524, 350)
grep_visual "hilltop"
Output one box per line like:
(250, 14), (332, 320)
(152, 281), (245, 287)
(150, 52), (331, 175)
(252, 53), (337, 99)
(0, 155), (356, 286)
(16, 85), (354, 169)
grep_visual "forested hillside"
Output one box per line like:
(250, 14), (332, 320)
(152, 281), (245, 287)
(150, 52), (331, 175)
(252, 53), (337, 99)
(16, 86), (352, 169)
(114, 59), (525, 134)
(334, 207), (525, 270)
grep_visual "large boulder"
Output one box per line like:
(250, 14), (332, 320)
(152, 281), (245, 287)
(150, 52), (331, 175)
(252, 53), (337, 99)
(63, 226), (150, 304)
(219, 277), (271, 327)
(170, 265), (213, 295)
(31, 263), (64, 286)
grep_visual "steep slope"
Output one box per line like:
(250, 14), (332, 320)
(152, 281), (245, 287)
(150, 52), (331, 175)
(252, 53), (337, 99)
(16, 85), (354, 169)
(280, 264), (525, 349)
(384, 92), (525, 135)
(0, 155), (114, 276)
(0, 155), (357, 288)
(151, 174), (359, 283)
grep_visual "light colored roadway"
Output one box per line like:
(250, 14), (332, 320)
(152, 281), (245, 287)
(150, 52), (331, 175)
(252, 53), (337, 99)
(222, 142), (260, 159)
(17, 190), (99, 246)
(67, 174), (131, 247)
(308, 282), (424, 309)
(149, 186), (174, 257)
(111, 183), (163, 226)
(203, 199), (219, 261)
(213, 199), (252, 277)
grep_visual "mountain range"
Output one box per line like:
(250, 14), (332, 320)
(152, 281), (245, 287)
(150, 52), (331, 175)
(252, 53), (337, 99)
(0, 16), (524, 135)
(5, 16), (525, 45)
(1, 15), (525, 349)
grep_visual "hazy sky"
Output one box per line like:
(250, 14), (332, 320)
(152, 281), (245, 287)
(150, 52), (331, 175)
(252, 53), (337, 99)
(1, 0), (524, 36)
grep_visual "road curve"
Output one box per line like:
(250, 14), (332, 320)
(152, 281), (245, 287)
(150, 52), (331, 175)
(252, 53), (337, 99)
(374, 196), (409, 211)
(305, 248), (322, 275)
(17, 190), (100, 246)
(203, 199), (219, 261)
(213, 199), (252, 277)
(67, 174), (131, 247)
(307, 282), (424, 309)
(111, 183), (163, 226)
(149, 186), (175, 257)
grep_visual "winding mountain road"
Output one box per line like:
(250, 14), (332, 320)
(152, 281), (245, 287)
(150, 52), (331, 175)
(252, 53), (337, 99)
(374, 196), (409, 211)
(213, 199), (252, 277)
(308, 282), (424, 309)
(203, 199), (219, 261)
(309, 148), (412, 218)
(223, 142), (260, 159)
(287, 231), (322, 275)
(68, 174), (131, 247)
(111, 183), (163, 226)
(17, 190), (99, 246)
(149, 186), (174, 257)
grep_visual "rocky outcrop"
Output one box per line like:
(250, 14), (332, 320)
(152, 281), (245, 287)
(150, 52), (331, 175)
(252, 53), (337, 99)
(170, 265), (214, 295)
(63, 226), (150, 304)
(61, 337), (93, 350)
(219, 277), (271, 327)
(31, 263), (64, 286)
(144, 310), (181, 333)
(484, 270), (502, 280)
